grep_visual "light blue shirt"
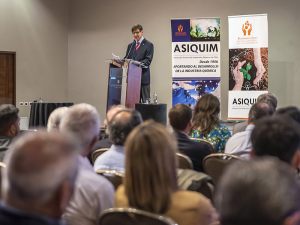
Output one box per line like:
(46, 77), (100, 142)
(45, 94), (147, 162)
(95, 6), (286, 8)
(93, 145), (125, 172)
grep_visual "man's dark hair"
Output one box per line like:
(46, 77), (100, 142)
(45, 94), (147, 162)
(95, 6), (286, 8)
(257, 93), (277, 110)
(0, 104), (19, 135)
(215, 158), (300, 225)
(108, 109), (142, 145)
(251, 116), (300, 164)
(248, 102), (274, 124)
(168, 104), (192, 131)
(275, 106), (300, 124)
(131, 24), (143, 33)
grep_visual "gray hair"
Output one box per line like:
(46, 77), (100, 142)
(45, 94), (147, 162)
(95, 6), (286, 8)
(215, 158), (300, 225)
(2, 131), (78, 204)
(47, 107), (69, 132)
(59, 103), (100, 152)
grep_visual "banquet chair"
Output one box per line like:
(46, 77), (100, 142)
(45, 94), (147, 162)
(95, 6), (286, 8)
(99, 208), (178, 225)
(96, 169), (124, 190)
(92, 148), (108, 164)
(203, 153), (241, 185)
(176, 153), (193, 170)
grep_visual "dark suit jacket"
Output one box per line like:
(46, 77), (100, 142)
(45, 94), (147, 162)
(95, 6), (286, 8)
(175, 130), (212, 172)
(125, 38), (154, 85)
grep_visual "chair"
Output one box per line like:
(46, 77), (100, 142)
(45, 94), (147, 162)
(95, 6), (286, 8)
(190, 137), (215, 153)
(96, 169), (124, 190)
(177, 169), (214, 201)
(202, 153), (241, 185)
(99, 208), (178, 225)
(176, 153), (193, 170)
(91, 148), (108, 164)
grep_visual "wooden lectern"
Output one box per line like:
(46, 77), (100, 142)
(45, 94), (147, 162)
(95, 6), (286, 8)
(106, 59), (142, 110)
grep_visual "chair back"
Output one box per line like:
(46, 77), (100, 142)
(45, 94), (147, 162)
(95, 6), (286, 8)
(203, 153), (241, 185)
(190, 138), (215, 152)
(99, 208), (178, 225)
(176, 153), (193, 170)
(0, 162), (6, 199)
(96, 169), (124, 190)
(92, 148), (108, 164)
(177, 169), (214, 201)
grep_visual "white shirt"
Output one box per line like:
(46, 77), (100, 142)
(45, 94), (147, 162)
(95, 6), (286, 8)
(63, 155), (114, 225)
(224, 124), (255, 159)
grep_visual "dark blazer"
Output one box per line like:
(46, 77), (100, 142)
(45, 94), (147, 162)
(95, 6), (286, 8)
(125, 38), (154, 85)
(175, 130), (212, 172)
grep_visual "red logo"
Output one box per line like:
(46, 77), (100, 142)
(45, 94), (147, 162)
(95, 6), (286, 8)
(177, 24), (183, 32)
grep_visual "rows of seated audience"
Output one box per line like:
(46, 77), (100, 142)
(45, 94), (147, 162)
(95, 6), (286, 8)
(0, 92), (300, 225)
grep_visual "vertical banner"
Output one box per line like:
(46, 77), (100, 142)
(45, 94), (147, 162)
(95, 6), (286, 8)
(228, 14), (268, 119)
(171, 18), (221, 106)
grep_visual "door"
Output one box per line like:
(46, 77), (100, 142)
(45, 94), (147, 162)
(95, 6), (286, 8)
(0, 52), (16, 105)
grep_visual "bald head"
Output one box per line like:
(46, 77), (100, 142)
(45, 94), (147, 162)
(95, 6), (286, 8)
(109, 109), (142, 145)
(60, 103), (100, 155)
(2, 131), (78, 216)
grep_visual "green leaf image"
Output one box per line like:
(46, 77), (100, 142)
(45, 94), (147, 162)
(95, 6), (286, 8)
(239, 62), (252, 81)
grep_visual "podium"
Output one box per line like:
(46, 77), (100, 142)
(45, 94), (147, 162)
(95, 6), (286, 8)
(106, 60), (142, 110)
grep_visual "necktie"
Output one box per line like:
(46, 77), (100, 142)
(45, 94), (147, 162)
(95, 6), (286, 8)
(135, 42), (140, 50)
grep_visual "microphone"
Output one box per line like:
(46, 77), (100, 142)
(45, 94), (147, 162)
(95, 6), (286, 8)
(124, 41), (135, 59)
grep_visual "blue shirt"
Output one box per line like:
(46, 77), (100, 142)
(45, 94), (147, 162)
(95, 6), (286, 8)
(93, 145), (125, 172)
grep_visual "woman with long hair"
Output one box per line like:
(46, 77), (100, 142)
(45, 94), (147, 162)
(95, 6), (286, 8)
(191, 94), (231, 152)
(115, 120), (217, 225)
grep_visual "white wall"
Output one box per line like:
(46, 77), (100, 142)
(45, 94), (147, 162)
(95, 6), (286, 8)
(0, 0), (69, 116)
(1, 0), (299, 120)
(68, 0), (300, 120)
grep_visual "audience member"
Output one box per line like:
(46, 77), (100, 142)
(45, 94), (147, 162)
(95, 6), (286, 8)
(225, 102), (274, 158)
(59, 103), (114, 225)
(191, 94), (231, 152)
(116, 121), (217, 225)
(92, 105), (126, 151)
(275, 106), (300, 124)
(47, 107), (69, 132)
(251, 116), (300, 169)
(0, 104), (20, 161)
(0, 131), (78, 225)
(168, 104), (212, 172)
(232, 92), (277, 134)
(93, 109), (142, 172)
(215, 158), (300, 225)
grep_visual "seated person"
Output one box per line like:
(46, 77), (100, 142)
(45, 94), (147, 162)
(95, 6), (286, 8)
(116, 121), (217, 225)
(168, 104), (212, 172)
(215, 158), (300, 225)
(191, 94), (231, 152)
(225, 102), (274, 158)
(47, 106), (69, 132)
(59, 103), (115, 225)
(251, 115), (300, 170)
(0, 131), (78, 225)
(0, 104), (20, 161)
(93, 109), (142, 172)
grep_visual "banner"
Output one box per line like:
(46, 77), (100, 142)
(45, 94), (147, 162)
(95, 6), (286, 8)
(171, 18), (221, 106)
(228, 14), (268, 119)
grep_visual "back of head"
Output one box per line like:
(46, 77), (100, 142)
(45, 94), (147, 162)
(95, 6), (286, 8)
(108, 109), (142, 146)
(47, 107), (69, 132)
(0, 104), (19, 136)
(2, 131), (78, 215)
(60, 103), (100, 154)
(257, 93), (277, 110)
(124, 120), (178, 214)
(169, 104), (192, 131)
(248, 102), (275, 124)
(276, 106), (300, 124)
(251, 116), (300, 164)
(215, 158), (300, 225)
(192, 94), (220, 134)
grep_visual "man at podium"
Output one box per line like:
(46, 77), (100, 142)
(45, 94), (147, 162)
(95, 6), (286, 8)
(125, 24), (154, 103)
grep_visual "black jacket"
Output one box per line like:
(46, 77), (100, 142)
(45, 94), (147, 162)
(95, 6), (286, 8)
(175, 130), (212, 172)
(125, 38), (154, 85)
